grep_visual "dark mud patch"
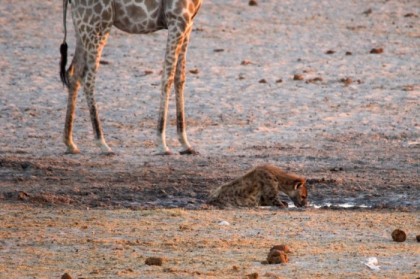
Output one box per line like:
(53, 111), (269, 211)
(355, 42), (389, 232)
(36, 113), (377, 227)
(1, 154), (418, 211)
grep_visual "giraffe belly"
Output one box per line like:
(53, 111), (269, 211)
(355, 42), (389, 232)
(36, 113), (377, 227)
(112, 0), (166, 34)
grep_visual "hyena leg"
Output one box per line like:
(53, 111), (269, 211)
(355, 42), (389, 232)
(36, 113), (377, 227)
(260, 181), (288, 208)
(174, 26), (197, 155)
(63, 41), (85, 154)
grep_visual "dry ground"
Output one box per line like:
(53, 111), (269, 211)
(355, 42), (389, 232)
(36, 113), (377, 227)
(0, 0), (419, 278)
(1, 204), (419, 279)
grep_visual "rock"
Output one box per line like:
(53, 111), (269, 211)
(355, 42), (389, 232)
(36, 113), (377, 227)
(370, 48), (383, 54)
(61, 273), (73, 279)
(391, 229), (406, 242)
(248, 0), (258, 6)
(189, 69), (199, 74)
(246, 272), (259, 279)
(145, 257), (164, 266)
(416, 235), (420, 242)
(340, 77), (353, 86)
(325, 50), (335, 54)
(267, 249), (288, 264)
(270, 245), (291, 253)
(293, 74), (304, 81)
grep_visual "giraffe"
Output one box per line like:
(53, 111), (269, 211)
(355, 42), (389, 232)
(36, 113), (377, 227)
(59, 0), (202, 155)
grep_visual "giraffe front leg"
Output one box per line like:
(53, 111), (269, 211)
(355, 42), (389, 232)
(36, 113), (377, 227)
(175, 27), (197, 155)
(83, 52), (113, 155)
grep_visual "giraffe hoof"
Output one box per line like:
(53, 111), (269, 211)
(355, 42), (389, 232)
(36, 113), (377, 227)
(65, 147), (80, 154)
(156, 150), (173, 156)
(180, 148), (199, 155)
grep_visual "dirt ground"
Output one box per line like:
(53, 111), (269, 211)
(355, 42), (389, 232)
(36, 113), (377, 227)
(0, 0), (419, 278)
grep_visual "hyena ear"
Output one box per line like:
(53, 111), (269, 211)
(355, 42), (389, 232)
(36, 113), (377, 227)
(294, 181), (304, 190)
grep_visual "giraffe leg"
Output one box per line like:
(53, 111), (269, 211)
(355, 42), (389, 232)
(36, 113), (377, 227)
(63, 41), (85, 154)
(175, 26), (198, 155)
(156, 26), (186, 155)
(83, 48), (114, 155)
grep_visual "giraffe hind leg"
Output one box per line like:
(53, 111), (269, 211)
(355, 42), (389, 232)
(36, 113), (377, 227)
(63, 42), (86, 154)
(175, 26), (198, 155)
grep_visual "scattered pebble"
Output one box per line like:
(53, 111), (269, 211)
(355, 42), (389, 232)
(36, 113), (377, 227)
(259, 79), (267, 84)
(248, 0), (258, 6)
(270, 245), (291, 253)
(293, 74), (304, 81)
(189, 69), (199, 74)
(275, 78), (283, 83)
(370, 48), (384, 54)
(345, 51), (353, 55)
(218, 220), (230, 226)
(362, 8), (372, 16)
(404, 13), (416, 18)
(145, 257), (164, 266)
(144, 70), (153, 75)
(241, 60), (252, 65)
(214, 49), (224, 52)
(61, 273), (73, 279)
(363, 257), (380, 271)
(246, 272), (259, 279)
(17, 191), (30, 201)
(391, 229), (406, 242)
(340, 77), (353, 86)
(306, 77), (323, 84)
(325, 50), (335, 54)
(99, 60), (110, 65)
(416, 235), (420, 242)
(267, 249), (288, 264)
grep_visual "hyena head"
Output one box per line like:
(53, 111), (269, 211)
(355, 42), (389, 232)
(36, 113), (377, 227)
(289, 179), (308, 207)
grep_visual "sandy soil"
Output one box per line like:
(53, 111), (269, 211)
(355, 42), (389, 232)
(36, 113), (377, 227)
(1, 204), (419, 279)
(0, 0), (419, 278)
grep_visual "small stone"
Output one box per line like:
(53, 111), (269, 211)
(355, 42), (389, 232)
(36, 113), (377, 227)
(416, 235), (420, 242)
(270, 245), (291, 253)
(362, 8), (372, 15)
(345, 51), (353, 55)
(370, 48), (384, 54)
(246, 272), (259, 279)
(404, 13), (416, 18)
(275, 78), (283, 83)
(267, 249), (288, 264)
(189, 69), (199, 74)
(340, 77), (353, 86)
(306, 77), (323, 84)
(214, 49), (225, 52)
(241, 60), (252, 65)
(145, 257), (164, 266)
(259, 79), (267, 84)
(249, 0), (258, 6)
(391, 229), (406, 242)
(325, 50), (335, 54)
(293, 74), (304, 81)
(61, 273), (73, 279)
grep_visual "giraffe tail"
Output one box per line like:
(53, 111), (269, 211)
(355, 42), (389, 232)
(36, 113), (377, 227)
(60, 0), (70, 87)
